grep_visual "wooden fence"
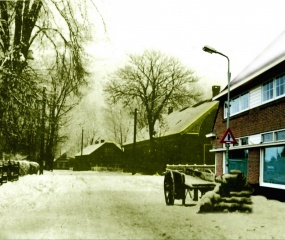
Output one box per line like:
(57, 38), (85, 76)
(0, 160), (20, 185)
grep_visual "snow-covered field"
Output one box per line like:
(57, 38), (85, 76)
(0, 170), (285, 239)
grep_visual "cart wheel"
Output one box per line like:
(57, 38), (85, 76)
(164, 170), (175, 205)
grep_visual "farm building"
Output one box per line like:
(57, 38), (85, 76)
(123, 91), (219, 174)
(73, 141), (124, 171)
(209, 30), (285, 200)
(54, 152), (74, 170)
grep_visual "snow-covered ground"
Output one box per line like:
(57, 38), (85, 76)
(0, 170), (285, 239)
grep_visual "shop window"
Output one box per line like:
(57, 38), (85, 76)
(263, 146), (285, 185)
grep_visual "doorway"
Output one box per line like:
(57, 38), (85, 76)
(228, 149), (248, 178)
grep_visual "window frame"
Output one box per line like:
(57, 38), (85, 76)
(262, 132), (274, 143)
(276, 73), (285, 98)
(261, 145), (285, 189)
(224, 92), (249, 118)
(262, 79), (274, 102)
(276, 130), (285, 141)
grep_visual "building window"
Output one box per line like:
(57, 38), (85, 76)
(224, 92), (249, 118)
(230, 97), (239, 115)
(276, 130), (285, 141)
(262, 133), (273, 143)
(240, 93), (249, 111)
(262, 80), (274, 102)
(276, 74), (285, 97)
(263, 146), (285, 185)
(240, 137), (248, 145)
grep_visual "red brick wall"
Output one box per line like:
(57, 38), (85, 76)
(248, 148), (260, 184)
(213, 98), (285, 185)
(213, 100), (285, 148)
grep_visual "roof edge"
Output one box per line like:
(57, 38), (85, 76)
(213, 54), (285, 100)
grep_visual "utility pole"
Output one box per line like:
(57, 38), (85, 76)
(39, 87), (46, 175)
(81, 127), (84, 156)
(132, 108), (138, 174)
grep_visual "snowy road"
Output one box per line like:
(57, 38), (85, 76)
(0, 171), (178, 239)
(1, 170), (285, 240)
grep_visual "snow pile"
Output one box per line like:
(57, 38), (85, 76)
(0, 171), (55, 213)
(18, 160), (39, 176)
(199, 170), (254, 213)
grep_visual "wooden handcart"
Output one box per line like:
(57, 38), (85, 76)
(164, 169), (216, 205)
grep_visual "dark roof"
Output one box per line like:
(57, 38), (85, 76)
(213, 30), (285, 100)
(124, 100), (219, 145)
(75, 141), (121, 156)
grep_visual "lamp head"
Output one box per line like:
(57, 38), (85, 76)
(202, 45), (217, 54)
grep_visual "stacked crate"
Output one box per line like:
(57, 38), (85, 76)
(199, 170), (253, 213)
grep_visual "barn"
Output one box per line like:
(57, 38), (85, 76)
(73, 141), (124, 171)
(123, 91), (219, 174)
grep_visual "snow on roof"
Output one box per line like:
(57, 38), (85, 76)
(75, 143), (104, 156)
(162, 100), (218, 136)
(124, 100), (218, 145)
(74, 141), (121, 157)
(213, 30), (285, 100)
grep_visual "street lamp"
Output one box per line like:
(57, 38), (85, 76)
(203, 45), (231, 172)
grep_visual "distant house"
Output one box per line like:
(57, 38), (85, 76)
(209, 30), (285, 199)
(54, 152), (74, 170)
(73, 141), (124, 171)
(123, 89), (219, 174)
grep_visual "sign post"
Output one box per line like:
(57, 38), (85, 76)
(220, 128), (237, 171)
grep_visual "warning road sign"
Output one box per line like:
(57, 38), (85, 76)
(220, 128), (237, 144)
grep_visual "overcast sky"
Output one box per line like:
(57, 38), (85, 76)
(88, 0), (285, 99)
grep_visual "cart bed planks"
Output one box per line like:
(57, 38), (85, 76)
(164, 169), (216, 205)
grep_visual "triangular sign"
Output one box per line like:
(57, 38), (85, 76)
(220, 128), (237, 144)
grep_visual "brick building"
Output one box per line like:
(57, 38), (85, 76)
(210, 30), (285, 199)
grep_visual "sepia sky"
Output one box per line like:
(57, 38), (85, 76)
(88, 0), (285, 98)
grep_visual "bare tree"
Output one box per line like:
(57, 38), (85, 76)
(105, 50), (203, 142)
(0, 0), (104, 168)
(103, 104), (132, 146)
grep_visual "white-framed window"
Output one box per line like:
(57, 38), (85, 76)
(262, 80), (274, 102)
(276, 73), (285, 97)
(262, 132), (274, 143)
(230, 97), (239, 115)
(276, 130), (285, 141)
(240, 137), (249, 145)
(224, 92), (249, 118)
(262, 145), (285, 187)
(240, 93), (249, 111)
(262, 74), (285, 103)
(234, 137), (249, 146)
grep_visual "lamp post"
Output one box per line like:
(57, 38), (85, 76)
(203, 45), (231, 172)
